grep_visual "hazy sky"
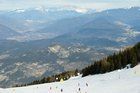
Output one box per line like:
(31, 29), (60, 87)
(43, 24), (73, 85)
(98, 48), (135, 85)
(0, 0), (140, 10)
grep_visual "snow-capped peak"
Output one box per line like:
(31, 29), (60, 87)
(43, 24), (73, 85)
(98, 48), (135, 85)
(35, 6), (48, 12)
(12, 6), (91, 14)
(14, 9), (25, 13)
(74, 8), (88, 13)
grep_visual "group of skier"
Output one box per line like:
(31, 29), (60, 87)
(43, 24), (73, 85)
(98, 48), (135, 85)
(48, 82), (88, 93)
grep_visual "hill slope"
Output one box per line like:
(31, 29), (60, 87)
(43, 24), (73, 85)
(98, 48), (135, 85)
(0, 24), (19, 39)
(0, 64), (140, 93)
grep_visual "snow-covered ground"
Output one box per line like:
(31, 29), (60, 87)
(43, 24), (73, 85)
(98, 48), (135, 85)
(0, 65), (140, 93)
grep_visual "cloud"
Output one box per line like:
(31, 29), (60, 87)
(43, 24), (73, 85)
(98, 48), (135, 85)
(0, 0), (140, 10)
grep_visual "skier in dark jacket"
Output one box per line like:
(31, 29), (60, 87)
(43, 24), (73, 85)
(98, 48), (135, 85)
(61, 89), (63, 92)
(86, 83), (88, 87)
(78, 88), (81, 91)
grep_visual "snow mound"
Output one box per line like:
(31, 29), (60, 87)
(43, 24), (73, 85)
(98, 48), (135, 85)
(0, 64), (140, 93)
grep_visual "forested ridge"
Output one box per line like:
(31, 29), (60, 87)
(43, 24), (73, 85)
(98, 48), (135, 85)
(82, 42), (140, 76)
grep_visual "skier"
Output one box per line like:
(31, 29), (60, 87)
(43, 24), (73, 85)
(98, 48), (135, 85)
(78, 88), (81, 93)
(13, 89), (15, 93)
(78, 83), (80, 86)
(78, 88), (81, 91)
(86, 83), (88, 87)
(56, 86), (58, 89)
(50, 87), (52, 90)
(61, 89), (63, 92)
(134, 70), (136, 74)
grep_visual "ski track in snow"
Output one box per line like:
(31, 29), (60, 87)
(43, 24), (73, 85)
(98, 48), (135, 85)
(0, 65), (140, 93)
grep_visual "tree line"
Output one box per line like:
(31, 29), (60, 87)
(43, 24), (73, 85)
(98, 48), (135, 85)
(82, 42), (140, 77)
(13, 70), (79, 87)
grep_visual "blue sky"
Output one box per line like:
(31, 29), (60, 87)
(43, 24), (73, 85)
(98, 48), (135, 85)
(0, 0), (140, 10)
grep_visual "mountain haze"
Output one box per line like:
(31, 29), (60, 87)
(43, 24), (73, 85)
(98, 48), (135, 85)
(0, 7), (140, 87)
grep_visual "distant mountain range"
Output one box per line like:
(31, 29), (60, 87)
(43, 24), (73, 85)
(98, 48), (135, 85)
(0, 7), (94, 41)
(0, 7), (91, 33)
(39, 7), (140, 46)
(0, 7), (140, 88)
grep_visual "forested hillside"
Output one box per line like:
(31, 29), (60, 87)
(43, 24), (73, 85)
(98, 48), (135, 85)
(82, 42), (140, 76)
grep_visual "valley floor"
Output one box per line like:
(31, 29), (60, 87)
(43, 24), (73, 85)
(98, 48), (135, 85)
(1, 64), (140, 93)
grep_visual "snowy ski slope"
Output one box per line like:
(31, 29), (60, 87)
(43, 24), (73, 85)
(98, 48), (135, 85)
(0, 64), (140, 93)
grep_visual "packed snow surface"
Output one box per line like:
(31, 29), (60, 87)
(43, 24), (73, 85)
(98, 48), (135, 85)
(0, 65), (140, 93)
